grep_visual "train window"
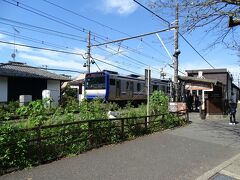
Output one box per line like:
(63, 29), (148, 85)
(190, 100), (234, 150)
(137, 83), (141, 92)
(110, 79), (115, 85)
(85, 77), (105, 89)
(153, 85), (158, 91)
(126, 82), (130, 90)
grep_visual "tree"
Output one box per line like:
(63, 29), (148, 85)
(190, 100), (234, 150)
(149, 0), (240, 50)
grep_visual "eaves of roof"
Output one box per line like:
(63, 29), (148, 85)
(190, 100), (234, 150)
(178, 75), (222, 86)
(0, 62), (71, 81)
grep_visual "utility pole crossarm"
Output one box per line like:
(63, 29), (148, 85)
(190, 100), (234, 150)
(91, 28), (174, 47)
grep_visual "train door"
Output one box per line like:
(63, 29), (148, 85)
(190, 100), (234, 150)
(116, 80), (121, 98)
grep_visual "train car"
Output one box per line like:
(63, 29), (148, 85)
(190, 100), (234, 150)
(84, 70), (170, 103)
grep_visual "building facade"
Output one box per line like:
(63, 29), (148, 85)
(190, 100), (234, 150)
(183, 69), (239, 116)
(0, 61), (70, 105)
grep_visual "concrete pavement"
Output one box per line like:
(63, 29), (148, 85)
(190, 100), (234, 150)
(1, 113), (240, 180)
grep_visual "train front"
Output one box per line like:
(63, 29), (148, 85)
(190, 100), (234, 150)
(84, 72), (109, 101)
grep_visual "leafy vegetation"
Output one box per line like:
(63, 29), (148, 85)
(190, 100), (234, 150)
(0, 91), (187, 175)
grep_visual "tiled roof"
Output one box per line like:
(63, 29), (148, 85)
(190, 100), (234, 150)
(185, 68), (228, 74)
(178, 75), (222, 85)
(0, 62), (70, 81)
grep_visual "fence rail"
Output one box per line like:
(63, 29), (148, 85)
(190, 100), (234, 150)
(0, 112), (188, 174)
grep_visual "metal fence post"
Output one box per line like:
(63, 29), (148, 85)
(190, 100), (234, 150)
(37, 125), (42, 163)
(121, 119), (124, 139)
(145, 116), (148, 132)
(88, 121), (93, 148)
(162, 114), (165, 127)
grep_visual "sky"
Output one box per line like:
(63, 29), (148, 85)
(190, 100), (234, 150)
(0, 0), (239, 84)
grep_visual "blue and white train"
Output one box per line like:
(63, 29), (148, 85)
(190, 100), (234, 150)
(84, 70), (170, 103)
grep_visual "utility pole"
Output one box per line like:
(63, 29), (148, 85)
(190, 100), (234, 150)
(146, 68), (151, 124)
(87, 31), (91, 73)
(173, 1), (180, 102)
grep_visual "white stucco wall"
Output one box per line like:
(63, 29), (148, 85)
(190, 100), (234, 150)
(0, 77), (8, 102)
(47, 80), (60, 106)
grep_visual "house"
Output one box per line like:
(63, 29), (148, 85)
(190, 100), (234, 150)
(179, 68), (239, 116)
(0, 61), (70, 105)
(66, 73), (85, 101)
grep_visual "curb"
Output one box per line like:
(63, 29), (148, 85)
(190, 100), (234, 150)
(195, 153), (240, 180)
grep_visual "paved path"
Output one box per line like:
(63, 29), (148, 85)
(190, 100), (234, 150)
(1, 114), (240, 180)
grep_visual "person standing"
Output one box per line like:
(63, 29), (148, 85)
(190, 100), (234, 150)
(194, 95), (200, 111)
(229, 92), (237, 125)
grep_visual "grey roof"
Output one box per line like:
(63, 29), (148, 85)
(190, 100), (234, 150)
(185, 68), (228, 74)
(178, 75), (222, 85)
(0, 62), (70, 81)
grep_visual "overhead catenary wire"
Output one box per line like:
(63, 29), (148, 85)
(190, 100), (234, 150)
(133, 0), (215, 69)
(0, 17), (169, 66)
(93, 39), (163, 73)
(0, 30), (72, 50)
(2, 0), (113, 41)
(0, 19), (87, 43)
(0, 17), (86, 40)
(0, 40), (86, 58)
(91, 56), (142, 76)
(20, 0), (171, 64)
(0, 40), (145, 76)
(2, 0), (92, 36)
(2, 0), (182, 76)
(178, 33), (215, 69)
(42, 0), (170, 59)
(1, 1), (170, 67)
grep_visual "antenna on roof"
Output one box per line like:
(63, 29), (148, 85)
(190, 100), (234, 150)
(11, 27), (20, 62)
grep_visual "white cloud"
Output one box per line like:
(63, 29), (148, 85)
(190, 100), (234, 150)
(19, 53), (85, 71)
(0, 33), (6, 39)
(101, 0), (138, 15)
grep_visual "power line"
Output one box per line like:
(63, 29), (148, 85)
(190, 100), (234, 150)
(178, 33), (215, 69)
(2, 0), (170, 66)
(91, 56), (142, 76)
(0, 18), (87, 42)
(6, 0), (113, 41)
(0, 40), (86, 58)
(2, 0), (89, 35)
(42, 0), (128, 36)
(42, 0), (170, 59)
(4, 0), (166, 65)
(93, 39), (163, 73)
(0, 30), (71, 50)
(0, 40), (147, 77)
(133, 0), (171, 28)
(2, 0), (182, 75)
(0, 18), (169, 65)
(133, 0), (215, 69)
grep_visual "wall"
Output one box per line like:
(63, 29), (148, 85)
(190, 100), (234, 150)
(8, 77), (47, 101)
(190, 73), (228, 85)
(47, 80), (60, 106)
(0, 77), (8, 102)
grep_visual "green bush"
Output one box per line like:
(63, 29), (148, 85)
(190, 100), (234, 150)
(0, 95), (187, 174)
(150, 90), (169, 115)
